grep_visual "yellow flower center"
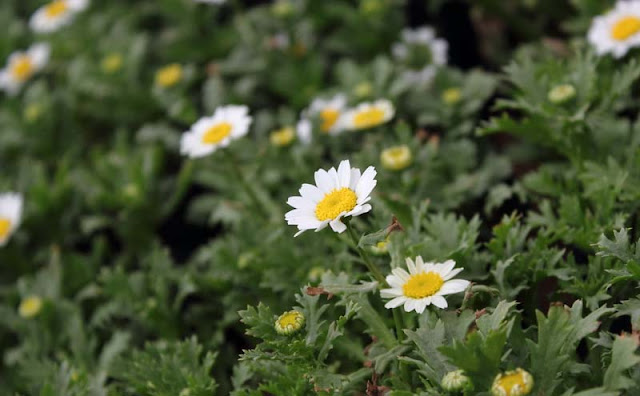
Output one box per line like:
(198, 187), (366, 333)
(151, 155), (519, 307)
(315, 188), (358, 221)
(352, 107), (385, 129)
(45, 0), (68, 18)
(155, 64), (183, 88)
(0, 218), (12, 239)
(611, 16), (640, 41)
(19, 296), (43, 319)
(320, 108), (340, 132)
(403, 272), (444, 298)
(11, 56), (34, 82)
(201, 122), (232, 145)
(270, 126), (295, 146)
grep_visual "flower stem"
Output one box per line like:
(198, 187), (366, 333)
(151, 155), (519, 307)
(222, 149), (269, 219)
(345, 222), (386, 285)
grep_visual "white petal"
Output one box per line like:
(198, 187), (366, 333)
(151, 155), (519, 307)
(314, 169), (334, 193)
(438, 279), (470, 296)
(380, 288), (403, 298)
(384, 296), (406, 309)
(443, 267), (463, 281)
(299, 184), (324, 203)
(355, 166), (377, 202)
(337, 160), (351, 188)
(415, 299), (428, 314)
(329, 217), (347, 233)
(436, 260), (456, 278)
(404, 299), (417, 312)
(431, 295), (448, 309)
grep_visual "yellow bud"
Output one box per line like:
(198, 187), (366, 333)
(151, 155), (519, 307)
(442, 87), (462, 105)
(354, 82), (373, 98)
(101, 53), (123, 74)
(491, 368), (534, 396)
(380, 145), (412, 171)
(547, 84), (576, 104)
(275, 310), (305, 335)
(270, 126), (295, 147)
(19, 296), (43, 318)
(155, 64), (183, 88)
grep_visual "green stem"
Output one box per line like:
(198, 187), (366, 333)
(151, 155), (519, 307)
(345, 222), (386, 285)
(222, 149), (269, 219)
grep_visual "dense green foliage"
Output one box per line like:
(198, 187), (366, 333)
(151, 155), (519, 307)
(1, 0), (640, 395)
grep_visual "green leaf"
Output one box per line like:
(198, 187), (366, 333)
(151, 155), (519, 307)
(603, 336), (640, 391)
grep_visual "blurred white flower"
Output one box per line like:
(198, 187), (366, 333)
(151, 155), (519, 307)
(30, 0), (89, 33)
(392, 26), (447, 85)
(296, 118), (312, 145)
(180, 105), (252, 158)
(0, 193), (23, 247)
(381, 257), (469, 313)
(588, 1), (640, 58)
(340, 99), (394, 131)
(307, 94), (347, 134)
(286, 160), (376, 236)
(0, 43), (50, 96)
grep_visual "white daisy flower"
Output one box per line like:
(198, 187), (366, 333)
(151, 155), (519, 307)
(392, 26), (447, 85)
(0, 43), (50, 96)
(180, 105), (252, 158)
(285, 160), (376, 236)
(0, 193), (23, 247)
(296, 118), (312, 145)
(381, 257), (469, 313)
(306, 94), (347, 134)
(30, 0), (89, 34)
(588, 1), (640, 58)
(339, 99), (395, 131)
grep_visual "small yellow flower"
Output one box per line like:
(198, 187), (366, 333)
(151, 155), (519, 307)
(547, 84), (576, 104)
(442, 87), (462, 105)
(441, 370), (471, 392)
(19, 296), (43, 318)
(275, 310), (305, 335)
(354, 81), (373, 98)
(155, 63), (183, 88)
(101, 53), (123, 74)
(491, 368), (534, 396)
(270, 126), (295, 147)
(381, 145), (412, 171)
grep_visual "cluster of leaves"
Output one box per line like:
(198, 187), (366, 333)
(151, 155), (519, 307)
(0, 0), (639, 395)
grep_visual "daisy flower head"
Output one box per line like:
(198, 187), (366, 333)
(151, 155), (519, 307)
(392, 26), (448, 85)
(588, 1), (640, 58)
(491, 368), (534, 396)
(307, 94), (347, 134)
(285, 160), (377, 236)
(30, 0), (89, 34)
(155, 63), (183, 88)
(0, 193), (23, 247)
(340, 99), (394, 131)
(180, 105), (252, 158)
(0, 43), (50, 96)
(381, 257), (469, 313)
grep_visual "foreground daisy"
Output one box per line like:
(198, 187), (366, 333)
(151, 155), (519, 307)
(392, 26), (448, 84)
(588, 1), (640, 58)
(381, 257), (469, 313)
(491, 368), (534, 396)
(30, 0), (89, 33)
(0, 193), (23, 246)
(180, 105), (252, 158)
(340, 99), (394, 131)
(307, 94), (347, 134)
(285, 160), (376, 236)
(0, 43), (50, 95)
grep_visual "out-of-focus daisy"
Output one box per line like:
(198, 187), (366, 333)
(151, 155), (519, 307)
(155, 63), (183, 88)
(307, 94), (347, 134)
(0, 43), (50, 96)
(270, 126), (295, 147)
(392, 26), (447, 85)
(381, 257), (469, 313)
(588, 1), (640, 58)
(30, 0), (89, 34)
(340, 99), (394, 131)
(296, 118), (312, 145)
(0, 193), (23, 247)
(180, 105), (252, 158)
(285, 160), (376, 236)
